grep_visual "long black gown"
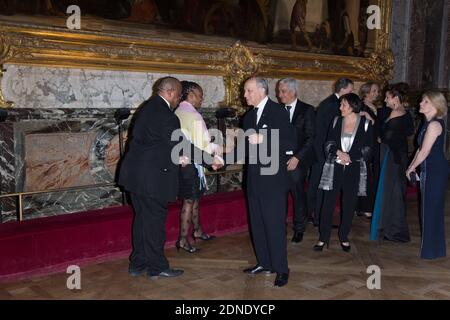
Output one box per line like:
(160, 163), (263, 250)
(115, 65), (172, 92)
(370, 112), (414, 242)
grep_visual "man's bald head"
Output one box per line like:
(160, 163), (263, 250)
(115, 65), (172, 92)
(155, 76), (182, 109)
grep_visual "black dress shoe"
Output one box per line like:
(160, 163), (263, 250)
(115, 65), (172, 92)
(274, 272), (289, 287)
(340, 242), (351, 252)
(128, 266), (147, 277)
(291, 232), (304, 243)
(243, 265), (273, 275)
(313, 241), (329, 251)
(148, 268), (184, 279)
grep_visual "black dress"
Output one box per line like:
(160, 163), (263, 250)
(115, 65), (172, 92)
(357, 105), (378, 213)
(178, 164), (204, 200)
(370, 112), (414, 242)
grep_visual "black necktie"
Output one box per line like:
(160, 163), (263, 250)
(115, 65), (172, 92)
(285, 105), (292, 122)
(253, 108), (258, 127)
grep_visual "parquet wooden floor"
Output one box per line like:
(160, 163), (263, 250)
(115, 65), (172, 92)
(1, 192), (450, 300)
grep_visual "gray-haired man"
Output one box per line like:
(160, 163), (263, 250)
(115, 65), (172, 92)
(276, 78), (315, 243)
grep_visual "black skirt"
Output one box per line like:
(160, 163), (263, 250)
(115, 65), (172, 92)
(178, 164), (205, 200)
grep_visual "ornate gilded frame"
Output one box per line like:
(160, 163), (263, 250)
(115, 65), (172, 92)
(0, 0), (393, 112)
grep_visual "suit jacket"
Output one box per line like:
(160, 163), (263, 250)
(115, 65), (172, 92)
(325, 116), (373, 164)
(314, 94), (340, 163)
(118, 95), (212, 202)
(239, 98), (297, 196)
(291, 99), (316, 170)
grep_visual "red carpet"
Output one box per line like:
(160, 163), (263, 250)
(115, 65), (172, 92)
(0, 191), (251, 282)
(0, 187), (417, 282)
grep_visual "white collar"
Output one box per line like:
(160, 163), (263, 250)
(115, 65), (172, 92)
(287, 99), (297, 109)
(159, 95), (172, 109)
(255, 96), (269, 110)
(335, 93), (340, 99)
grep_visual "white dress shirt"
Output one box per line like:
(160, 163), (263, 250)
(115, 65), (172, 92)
(159, 95), (172, 109)
(285, 100), (297, 123)
(255, 96), (269, 125)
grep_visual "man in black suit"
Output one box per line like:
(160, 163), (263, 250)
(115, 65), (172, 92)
(118, 76), (222, 279)
(307, 78), (354, 225)
(235, 77), (296, 287)
(277, 78), (315, 244)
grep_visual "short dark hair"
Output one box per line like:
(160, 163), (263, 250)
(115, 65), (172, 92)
(180, 81), (202, 102)
(340, 93), (362, 113)
(386, 82), (409, 105)
(153, 76), (181, 95)
(335, 78), (354, 94)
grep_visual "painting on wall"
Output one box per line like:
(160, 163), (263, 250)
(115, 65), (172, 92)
(0, 0), (376, 57)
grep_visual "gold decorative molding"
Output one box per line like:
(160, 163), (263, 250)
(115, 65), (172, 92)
(0, 33), (14, 108)
(350, 49), (394, 85)
(210, 41), (273, 114)
(349, 0), (395, 85)
(0, 0), (393, 110)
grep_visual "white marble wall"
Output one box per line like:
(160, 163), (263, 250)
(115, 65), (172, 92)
(390, 0), (413, 83)
(2, 64), (226, 109)
(2, 64), (364, 109)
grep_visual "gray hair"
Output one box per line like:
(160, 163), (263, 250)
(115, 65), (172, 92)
(359, 81), (378, 99)
(252, 77), (269, 95)
(278, 78), (299, 96)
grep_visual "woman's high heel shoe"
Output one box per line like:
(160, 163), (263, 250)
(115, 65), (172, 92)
(340, 242), (351, 252)
(313, 241), (329, 252)
(176, 240), (200, 253)
(192, 229), (216, 242)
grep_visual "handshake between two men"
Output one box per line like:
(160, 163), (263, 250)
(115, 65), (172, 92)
(177, 132), (256, 172)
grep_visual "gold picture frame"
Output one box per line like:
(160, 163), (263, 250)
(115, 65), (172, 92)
(0, 0), (393, 111)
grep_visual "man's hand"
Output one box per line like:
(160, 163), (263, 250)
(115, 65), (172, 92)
(287, 156), (300, 171)
(212, 155), (224, 171)
(179, 156), (189, 167)
(249, 133), (263, 145)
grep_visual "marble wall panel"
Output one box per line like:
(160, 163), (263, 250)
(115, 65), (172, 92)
(422, 0), (445, 88)
(24, 132), (97, 192)
(391, 0), (412, 83)
(0, 64), (367, 223)
(2, 65), (226, 109)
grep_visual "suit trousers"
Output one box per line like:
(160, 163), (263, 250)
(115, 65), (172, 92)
(289, 168), (309, 233)
(319, 163), (359, 243)
(130, 193), (170, 273)
(248, 191), (288, 274)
